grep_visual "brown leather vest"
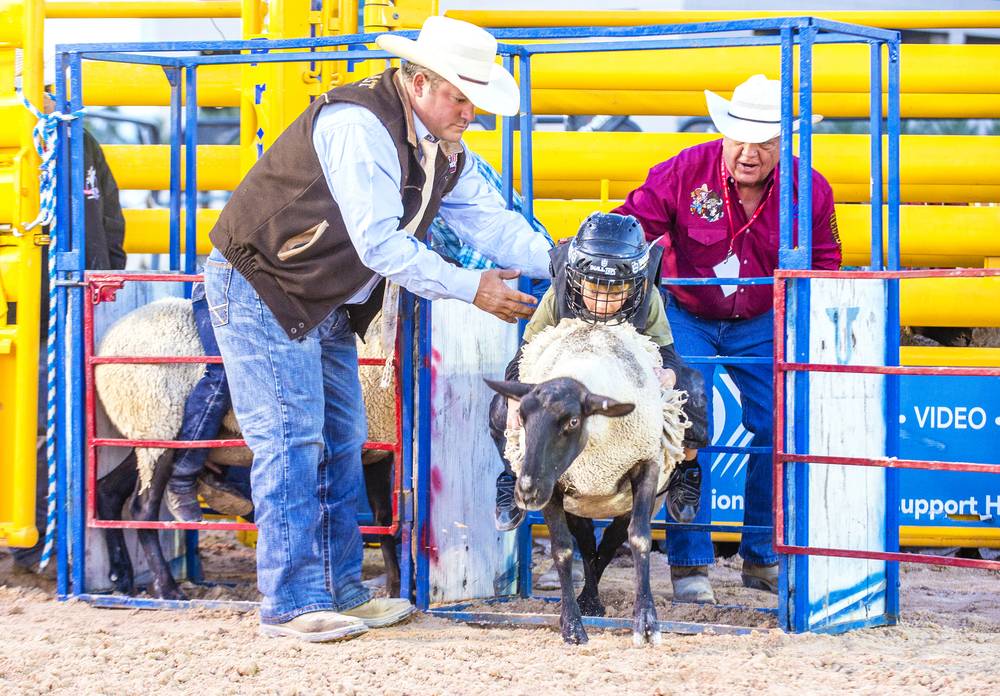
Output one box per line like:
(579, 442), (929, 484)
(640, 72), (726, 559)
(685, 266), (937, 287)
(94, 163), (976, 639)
(209, 68), (465, 339)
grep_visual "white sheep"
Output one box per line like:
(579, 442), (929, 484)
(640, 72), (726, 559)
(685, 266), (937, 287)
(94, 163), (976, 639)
(487, 318), (689, 645)
(94, 297), (400, 598)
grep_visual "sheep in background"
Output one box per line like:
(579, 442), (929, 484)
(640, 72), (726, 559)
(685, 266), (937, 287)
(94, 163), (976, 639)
(487, 318), (689, 646)
(95, 298), (401, 599)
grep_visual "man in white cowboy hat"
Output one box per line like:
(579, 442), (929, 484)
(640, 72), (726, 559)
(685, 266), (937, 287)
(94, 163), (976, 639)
(203, 16), (552, 642)
(615, 74), (842, 604)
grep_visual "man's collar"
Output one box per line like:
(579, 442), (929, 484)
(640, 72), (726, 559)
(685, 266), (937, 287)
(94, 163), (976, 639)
(392, 70), (464, 156)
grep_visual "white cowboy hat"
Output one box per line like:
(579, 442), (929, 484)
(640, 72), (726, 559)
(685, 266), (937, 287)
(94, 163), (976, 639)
(376, 16), (519, 117)
(705, 74), (823, 144)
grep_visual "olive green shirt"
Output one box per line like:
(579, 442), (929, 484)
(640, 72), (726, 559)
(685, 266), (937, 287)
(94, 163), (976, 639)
(522, 287), (674, 346)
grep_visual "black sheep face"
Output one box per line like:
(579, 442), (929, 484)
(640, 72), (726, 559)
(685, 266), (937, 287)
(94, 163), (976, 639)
(485, 377), (634, 510)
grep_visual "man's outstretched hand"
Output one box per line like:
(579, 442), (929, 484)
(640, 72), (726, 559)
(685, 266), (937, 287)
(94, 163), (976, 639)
(473, 269), (538, 323)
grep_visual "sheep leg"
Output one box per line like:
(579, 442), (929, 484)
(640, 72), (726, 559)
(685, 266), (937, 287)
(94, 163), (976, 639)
(131, 450), (185, 600)
(566, 513), (605, 617)
(594, 514), (631, 583)
(628, 458), (662, 647)
(97, 451), (138, 595)
(363, 451), (400, 598)
(542, 496), (588, 645)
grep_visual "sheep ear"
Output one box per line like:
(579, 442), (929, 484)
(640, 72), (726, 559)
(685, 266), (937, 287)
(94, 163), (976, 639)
(583, 394), (635, 418)
(484, 379), (534, 402)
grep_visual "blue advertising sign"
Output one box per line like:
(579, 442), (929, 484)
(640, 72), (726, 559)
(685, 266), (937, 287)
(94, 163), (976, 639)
(658, 371), (1000, 545)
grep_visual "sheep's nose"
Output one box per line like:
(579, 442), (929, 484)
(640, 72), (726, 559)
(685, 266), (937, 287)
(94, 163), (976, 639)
(518, 475), (534, 493)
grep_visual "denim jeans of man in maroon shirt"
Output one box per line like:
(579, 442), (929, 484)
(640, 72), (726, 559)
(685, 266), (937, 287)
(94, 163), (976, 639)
(615, 138), (842, 573)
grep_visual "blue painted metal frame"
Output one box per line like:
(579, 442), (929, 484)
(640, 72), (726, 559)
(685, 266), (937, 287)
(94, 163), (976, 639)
(52, 16), (901, 631)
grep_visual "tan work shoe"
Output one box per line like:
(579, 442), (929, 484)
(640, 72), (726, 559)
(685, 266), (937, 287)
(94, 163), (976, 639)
(741, 561), (779, 594)
(197, 473), (254, 517)
(670, 565), (716, 604)
(259, 610), (367, 643)
(341, 597), (415, 628)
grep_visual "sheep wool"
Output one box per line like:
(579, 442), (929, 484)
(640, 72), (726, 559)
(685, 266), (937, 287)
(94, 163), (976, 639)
(505, 318), (689, 518)
(95, 298), (206, 495)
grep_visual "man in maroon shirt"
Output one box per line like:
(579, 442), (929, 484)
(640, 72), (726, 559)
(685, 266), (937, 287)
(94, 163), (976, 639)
(615, 74), (842, 603)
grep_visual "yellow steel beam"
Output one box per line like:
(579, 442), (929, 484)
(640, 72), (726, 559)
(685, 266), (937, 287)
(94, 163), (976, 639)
(122, 208), (219, 255)
(463, 131), (1000, 189)
(45, 0), (244, 18)
(523, 45), (1000, 95)
(447, 10), (1000, 30)
(530, 90), (1000, 119)
(102, 144), (239, 190)
(902, 277), (1000, 327)
(102, 134), (1000, 205)
(901, 346), (1000, 367)
(82, 62), (241, 107)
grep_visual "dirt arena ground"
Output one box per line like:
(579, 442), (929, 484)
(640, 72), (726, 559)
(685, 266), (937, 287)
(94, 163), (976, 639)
(1, 535), (998, 695)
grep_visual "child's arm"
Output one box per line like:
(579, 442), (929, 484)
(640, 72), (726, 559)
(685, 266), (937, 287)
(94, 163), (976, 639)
(644, 291), (709, 450)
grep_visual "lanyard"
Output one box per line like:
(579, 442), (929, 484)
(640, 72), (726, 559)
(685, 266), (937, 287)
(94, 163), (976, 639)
(719, 155), (774, 256)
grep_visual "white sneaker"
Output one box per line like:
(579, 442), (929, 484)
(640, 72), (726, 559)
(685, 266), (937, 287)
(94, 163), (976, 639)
(341, 597), (415, 628)
(259, 610), (367, 642)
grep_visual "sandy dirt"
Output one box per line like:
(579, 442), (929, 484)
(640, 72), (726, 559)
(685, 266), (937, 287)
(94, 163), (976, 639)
(1, 535), (998, 696)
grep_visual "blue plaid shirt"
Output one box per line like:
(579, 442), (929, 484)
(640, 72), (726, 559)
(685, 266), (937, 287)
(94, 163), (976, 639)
(429, 152), (553, 270)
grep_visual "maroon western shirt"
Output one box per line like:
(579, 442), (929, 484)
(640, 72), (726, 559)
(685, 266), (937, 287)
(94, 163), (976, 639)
(615, 139), (842, 321)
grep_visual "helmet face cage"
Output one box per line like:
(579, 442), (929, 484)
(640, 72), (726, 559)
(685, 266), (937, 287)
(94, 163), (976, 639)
(565, 261), (647, 325)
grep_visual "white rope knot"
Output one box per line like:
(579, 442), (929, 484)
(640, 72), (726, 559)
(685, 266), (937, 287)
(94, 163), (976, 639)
(18, 93), (84, 235)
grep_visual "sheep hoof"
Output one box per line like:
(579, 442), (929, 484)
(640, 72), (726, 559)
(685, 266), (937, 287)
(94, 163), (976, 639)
(109, 570), (134, 596)
(577, 594), (606, 618)
(561, 617), (589, 645)
(633, 604), (660, 646)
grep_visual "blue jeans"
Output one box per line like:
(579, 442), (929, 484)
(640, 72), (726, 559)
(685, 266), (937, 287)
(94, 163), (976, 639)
(663, 293), (778, 567)
(169, 282), (232, 492)
(204, 248), (371, 623)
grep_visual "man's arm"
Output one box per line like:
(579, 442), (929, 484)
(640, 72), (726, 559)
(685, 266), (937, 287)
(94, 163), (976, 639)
(810, 174), (842, 271)
(437, 147), (551, 279)
(613, 159), (681, 279)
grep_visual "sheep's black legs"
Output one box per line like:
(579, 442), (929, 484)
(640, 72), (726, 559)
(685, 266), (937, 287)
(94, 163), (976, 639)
(131, 450), (184, 600)
(543, 494), (588, 644)
(566, 514), (604, 617)
(362, 451), (401, 598)
(97, 451), (139, 595)
(594, 514), (630, 582)
(628, 458), (662, 646)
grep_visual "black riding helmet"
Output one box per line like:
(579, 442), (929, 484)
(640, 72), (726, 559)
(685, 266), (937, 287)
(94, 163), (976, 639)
(565, 212), (650, 325)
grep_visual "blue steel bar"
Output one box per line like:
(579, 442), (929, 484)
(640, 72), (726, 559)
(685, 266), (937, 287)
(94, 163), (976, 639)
(518, 50), (533, 223)
(778, 27), (794, 261)
(869, 41), (884, 270)
(791, 32), (816, 634)
(884, 34), (903, 624)
(501, 53), (514, 209)
(54, 51), (71, 599)
(797, 26), (815, 265)
(184, 65), (198, 278)
(167, 66), (182, 271)
(74, 594), (259, 612)
(399, 291), (416, 600)
(69, 52), (87, 596)
(415, 297), (433, 611)
(426, 607), (768, 637)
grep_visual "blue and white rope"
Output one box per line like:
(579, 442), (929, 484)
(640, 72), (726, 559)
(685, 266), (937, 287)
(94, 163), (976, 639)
(20, 93), (84, 571)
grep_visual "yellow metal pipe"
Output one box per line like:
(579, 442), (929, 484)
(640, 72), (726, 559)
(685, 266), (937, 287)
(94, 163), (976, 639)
(83, 63), (241, 107)
(447, 10), (1000, 30)
(900, 346), (1000, 367)
(102, 136), (1000, 205)
(464, 132), (1000, 188)
(102, 144), (239, 190)
(530, 89), (1000, 119)
(524, 45), (1000, 95)
(122, 208), (220, 254)
(45, 0), (243, 18)
(901, 277), (1000, 327)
